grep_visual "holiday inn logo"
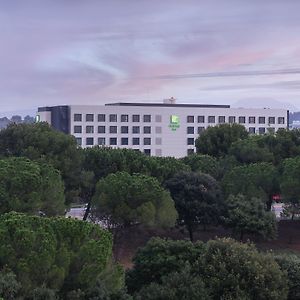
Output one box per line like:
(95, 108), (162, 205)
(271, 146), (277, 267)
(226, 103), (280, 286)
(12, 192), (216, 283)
(169, 115), (180, 131)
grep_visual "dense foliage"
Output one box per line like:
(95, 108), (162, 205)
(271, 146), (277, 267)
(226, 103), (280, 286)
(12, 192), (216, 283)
(0, 123), (82, 203)
(166, 171), (224, 240)
(91, 172), (178, 229)
(128, 237), (288, 300)
(0, 212), (121, 299)
(0, 157), (65, 216)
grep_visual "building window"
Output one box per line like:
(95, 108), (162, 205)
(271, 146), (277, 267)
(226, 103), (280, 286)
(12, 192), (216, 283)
(86, 126), (94, 134)
(155, 126), (162, 134)
(187, 127), (194, 134)
(121, 126), (129, 134)
(198, 127), (205, 134)
(98, 137), (105, 145)
(268, 127), (275, 134)
(187, 138), (194, 145)
(86, 114), (94, 122)
(249, 116), (256, 123)
(155, 137), (162, 145)
(259, 117), (265, 124)
(98, 126), (105, 133)
(76, 137), (82, 146)
(229, 116), (236, 123)
(144, 138), (151, 145)
(74, 114), (82, 122)
(121, 114), (129, 122)
(187, 116), (194, 123)
(208, 116), (215, 123)
(98, 114), (105, 122)
(187, 149), (194, 155)
(155, 149), (162, 156)
(121, 138), (128, 145)
(109, 114), (117, 122)
(268, 117), (275, 124)
(198, 116), (205, 123)
(144, 126), (151, 134)
(74, 125), (82, 133)
(219, 116), (226, 124)
(86, 137), (94, 146)
(144, 149), (151, 156)
(259, 127), (266, 134)
(239, 116), (246, 124)
(278, 117), (285, 124)
(143, 115), (151, 122)
(109, 126), (117, 134)
(110, 138), (117, 145)
(132, 126), (140, 134)
(249, 127), (256, 134)
(132, 138), (140, 145)
(132, 115), (140, 122)
(155, 115), (162, 122)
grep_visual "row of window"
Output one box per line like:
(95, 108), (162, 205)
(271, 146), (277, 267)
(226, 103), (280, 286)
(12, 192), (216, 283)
(74, 114), (155, 123)
(74, 113), (285, 125)
(78, 137), (162, 146)
(187, 115), (285, 124)
(74, 125), (158, 134)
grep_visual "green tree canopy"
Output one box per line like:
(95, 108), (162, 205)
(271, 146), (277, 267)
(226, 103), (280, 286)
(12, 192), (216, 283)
(0, 157), (65, 216)
(195, 123), (249, 158)
(128, 237), (288, 300)
(222, 162), (278, 210)
(0, 123), (82, 203)
(223, 194), (277, 240)
(280, 157), (300, 219)
(275, 253), (300, 300)
(166, 171), (224, 241)
(0, 212), (120, 299)
(91, 172), (178, 229)
(181, 154), (221, 179)
(229, 135), (274, 164)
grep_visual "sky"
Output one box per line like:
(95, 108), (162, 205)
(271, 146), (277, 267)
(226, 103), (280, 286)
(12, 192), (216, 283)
(1, 0), (300, 113)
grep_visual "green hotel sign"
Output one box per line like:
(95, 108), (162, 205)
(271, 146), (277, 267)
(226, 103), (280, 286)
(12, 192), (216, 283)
(169, 115), (180, 131)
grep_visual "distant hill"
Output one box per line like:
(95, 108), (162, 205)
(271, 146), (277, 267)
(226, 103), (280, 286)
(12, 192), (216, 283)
(232, 99), (298, 111)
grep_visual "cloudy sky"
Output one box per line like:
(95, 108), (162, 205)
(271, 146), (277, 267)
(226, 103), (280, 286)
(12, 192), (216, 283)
(1, 0), (300, 113)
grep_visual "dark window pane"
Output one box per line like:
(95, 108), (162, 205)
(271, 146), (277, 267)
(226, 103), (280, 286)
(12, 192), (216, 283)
(144, 138), (151, 145)
(187, 127), (194, 134)
(259, 127), (266, 134)
(278, 117), (285, 124)
(76, 137), (82, 145)
(143, 126), (151, 134)
(208, 116), (215, 123)
(132, 138), (140, 145)
(144, 149), (151, 156)
(98, 126), (105, 133)
(198, 116), (205, 123)
(268, 117), (275, 124)
(109, 114), (117, 122)
(98, 137), (105, 145)
(74, 126), (82, 133)
(86, 126), (94, 133)
(249, 127), (256, 134)
(86, 137), (94, 145)
(110, 138), (117, 145)
(219, 116), (225, 124)
(121, 138), (128, 145)
(132, 126), (140, 134)
(187, 138), (194, 145)
(143, 115), (151, 122)
(132, 115), (140, 122)
(259, 117), (265, 124)
(187, 116), (194, 123)
(121, 126), (129, 134)
(74, 114), (82, 122)
(86, 114), (94, 122)
(187, 149), (194, 155)
(239, 116), (246, 124)
(109, 126), (117, 133)
(229, 116), (236, 123)
(249, 116), (256, 123)
(121, 114), (129, 122)
(98, 114), (105, 122)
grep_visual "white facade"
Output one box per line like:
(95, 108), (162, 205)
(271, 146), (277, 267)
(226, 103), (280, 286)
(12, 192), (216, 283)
(37, 102), (288, 158)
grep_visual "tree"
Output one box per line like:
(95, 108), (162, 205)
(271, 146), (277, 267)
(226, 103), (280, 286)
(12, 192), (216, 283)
(280, 157), (300, 219)
(229, 135), (274, 164)
(223, 194), (277, 240)
(0, 157), (65, 216)
(135, 265), (210, 300)
(0, 269), (21, 300)
(195, 124), (249, 158)
(127, 237), (288, 300)
(126, 238), (205, 293)
(0, 122), (82, 203)
(275, 253), (300, 300)
(91, 172), (177, 229)
(0, 212), (121, 298)
(181, 154), (221, 179)
(166, 171), (224, 241)
(222, 162), (278, 210)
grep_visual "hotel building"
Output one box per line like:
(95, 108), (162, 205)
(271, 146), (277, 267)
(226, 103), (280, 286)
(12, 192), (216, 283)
(37, 100), (288, 157)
